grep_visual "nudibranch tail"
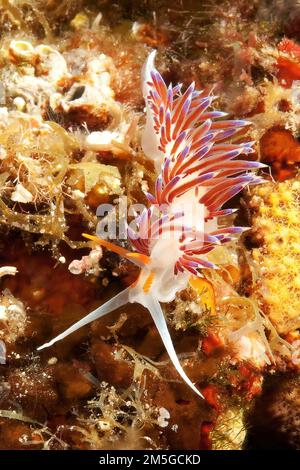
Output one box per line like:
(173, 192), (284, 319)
(37, 286), (131, 351)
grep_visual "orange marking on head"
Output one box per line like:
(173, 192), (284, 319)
(82, 233), (150, 265)
(143, 271), (155, 293)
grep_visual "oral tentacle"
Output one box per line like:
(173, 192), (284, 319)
(37, 287), (131, 351)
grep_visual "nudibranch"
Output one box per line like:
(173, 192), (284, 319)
(38, 51), (265, 398)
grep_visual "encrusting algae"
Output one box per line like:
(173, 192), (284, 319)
(0, 0), (298, 451)
(249, 178), (300, 335)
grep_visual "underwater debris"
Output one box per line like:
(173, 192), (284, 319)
(220, 296), (272, 368)
(0, 378), (165, 450)
(79, 382), (164, 450)
(0, 288), (26, 344)
(68, 162), (122, 197)
(68, 245), (102, 276)
(166, 280), (215, 334)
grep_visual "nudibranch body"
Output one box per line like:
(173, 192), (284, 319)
(38, 51), (265, 398)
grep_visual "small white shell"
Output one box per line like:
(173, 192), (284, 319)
(9, 40), (36, 63)
(157, 407), (170, 428)
(85, 130), (120, 151)
(13, 96), (26, 111)
(35, 45), (68, 84)
(0, 266), (17, 278)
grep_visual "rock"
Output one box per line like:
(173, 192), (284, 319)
(8, 364), (58, 421)
(90, 341), (133, 389)
(55, 362), (93, 401)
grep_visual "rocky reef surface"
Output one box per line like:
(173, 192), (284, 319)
(0, 0), (298, 450)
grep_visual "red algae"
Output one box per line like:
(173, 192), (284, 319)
(260, 127), (300, 180)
